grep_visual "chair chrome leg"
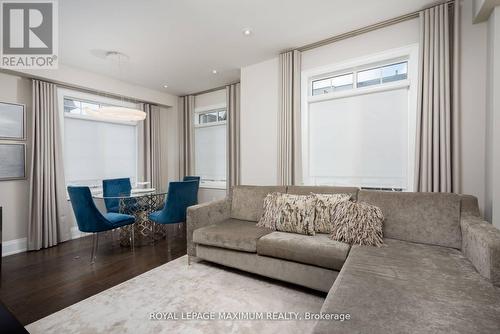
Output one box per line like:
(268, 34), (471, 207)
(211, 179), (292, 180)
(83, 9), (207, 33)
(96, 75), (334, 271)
(90, 233), (96, 263)
(95, 232), (99, 257)
(112, 228), (116, 247)
(187, 255), (191, 266)
(151, 223), (156, 245)
(90, 232), (99, 264)
(166, 226), (171, 259)
(130, 225), (135, 251)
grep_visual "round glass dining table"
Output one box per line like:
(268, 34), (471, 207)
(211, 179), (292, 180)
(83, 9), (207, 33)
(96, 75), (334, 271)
(93, 189), (167, 246)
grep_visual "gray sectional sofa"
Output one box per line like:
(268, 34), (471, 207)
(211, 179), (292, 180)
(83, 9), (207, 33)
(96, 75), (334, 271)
(187, 185), (500, 333)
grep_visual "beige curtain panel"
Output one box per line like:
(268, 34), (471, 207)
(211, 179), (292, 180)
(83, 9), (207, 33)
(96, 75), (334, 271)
(179, 95), (195, 179)
(28, 80), (71, 250)
(414, 3), (459, 192)
(141, 103), (162, 191)
(226, 83), (241, 190)
(278, 50), (301, 186)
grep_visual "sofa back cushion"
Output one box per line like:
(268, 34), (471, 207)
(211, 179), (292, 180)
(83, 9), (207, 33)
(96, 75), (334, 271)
(358, 190), (462, 249)
(286, 186), (359, 200)
(231, 185), (286, 222)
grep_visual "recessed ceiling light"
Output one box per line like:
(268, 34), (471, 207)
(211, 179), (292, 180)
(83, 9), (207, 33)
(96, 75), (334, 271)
(242, 28), (252, 36)
(163, 84), (168, 88)
(212, 69), (217, 74)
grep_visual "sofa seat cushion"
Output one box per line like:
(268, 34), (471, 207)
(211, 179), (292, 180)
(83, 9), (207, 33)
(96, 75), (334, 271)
(313, 239), (500, 334)
(257, 232), (350, 271)
(193, 219), (272, 252)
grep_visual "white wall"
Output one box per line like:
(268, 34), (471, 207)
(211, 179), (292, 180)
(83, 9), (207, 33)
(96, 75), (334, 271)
(194, 89), (227, 202)
(195, 89), (226, 109)
(0, 72), (32, 252)
(485, 5), (500, 227)
(240, 58), (280, 185)
(460, 0), (489, 215)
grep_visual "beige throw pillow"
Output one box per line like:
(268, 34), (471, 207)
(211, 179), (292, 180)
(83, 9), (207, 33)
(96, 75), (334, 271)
(330, 201), (384, 247)
(313, 193), (352, 233)
(257, 193), (316, 235)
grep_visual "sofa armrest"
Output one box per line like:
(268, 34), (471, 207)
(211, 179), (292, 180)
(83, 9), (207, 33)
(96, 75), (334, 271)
(460, 194), (481, 218)
(186, 198), (231, 257)
(461, 217), (500, 286)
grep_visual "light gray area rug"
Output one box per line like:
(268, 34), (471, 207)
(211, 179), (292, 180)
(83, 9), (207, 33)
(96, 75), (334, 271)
(26, 256), (325, 334)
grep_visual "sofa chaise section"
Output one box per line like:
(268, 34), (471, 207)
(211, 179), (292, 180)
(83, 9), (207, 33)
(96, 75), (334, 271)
(313, 238), (500, 334)
(312, 191), (500, 334)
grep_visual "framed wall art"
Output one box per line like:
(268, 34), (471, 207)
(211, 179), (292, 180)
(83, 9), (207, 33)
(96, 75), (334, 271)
(0, 102), (25, 140)
(0, 142), (26, 180)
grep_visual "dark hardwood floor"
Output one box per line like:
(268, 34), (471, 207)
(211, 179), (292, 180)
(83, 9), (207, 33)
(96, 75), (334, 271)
(0, 226), (187, 326)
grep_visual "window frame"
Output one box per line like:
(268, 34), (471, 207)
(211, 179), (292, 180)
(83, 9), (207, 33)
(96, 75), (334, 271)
(300, 44), (419, 191)
(310, 60), (410, 97)
(312, 72), (354, 96)
(193, 103), (228, 189)
(57, 88), (141, 189)
(194, 103), (227, 128)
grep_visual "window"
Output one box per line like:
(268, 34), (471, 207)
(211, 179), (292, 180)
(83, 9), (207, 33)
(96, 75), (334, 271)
(198, 108), (227, 124)
(311, 61), (408, 95)
(302, 47), (418, 191)
(59, 92), (139, 188)
(194, 103), (227, 188)
(312, 73), (353, 95)
(357, 62), (408, 87)
(63, 98), (100, 115)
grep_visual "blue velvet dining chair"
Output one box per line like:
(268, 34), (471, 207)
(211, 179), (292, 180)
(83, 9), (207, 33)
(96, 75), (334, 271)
(183, 176), (200, 186)
(67, 186), (136, 263)
(102, 178), (132, 213)
(148, 180), (198, 246)
(183, 176), (200, 204)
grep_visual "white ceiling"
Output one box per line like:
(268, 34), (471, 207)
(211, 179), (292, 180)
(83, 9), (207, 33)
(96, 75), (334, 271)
(59, 0), (438, 96)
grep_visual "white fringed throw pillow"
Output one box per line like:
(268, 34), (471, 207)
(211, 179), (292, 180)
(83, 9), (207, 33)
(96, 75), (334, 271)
(275, 193), (316, 235)
(257, 193), (316, 235)
(330, 201), (384, 247)
(313, 193), (351, 233)
(257, 192), (282, 230)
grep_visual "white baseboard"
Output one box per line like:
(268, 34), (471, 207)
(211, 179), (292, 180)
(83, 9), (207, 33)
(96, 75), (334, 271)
(2, 227), (88, 257)
(71, 226), (90, 239)
(2, 237), (27, 257)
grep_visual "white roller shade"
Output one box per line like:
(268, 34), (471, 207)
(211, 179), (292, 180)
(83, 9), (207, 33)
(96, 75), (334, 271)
(194, 124), (226, 182)
(64, 117), (137, 184)
(307, 87), (409, 189)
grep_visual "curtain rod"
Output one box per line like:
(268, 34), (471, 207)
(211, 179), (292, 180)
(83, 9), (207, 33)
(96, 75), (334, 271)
(297, 0), (455, 52)
(185, 81), (240, 97)
(0, 68), (170, 108)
